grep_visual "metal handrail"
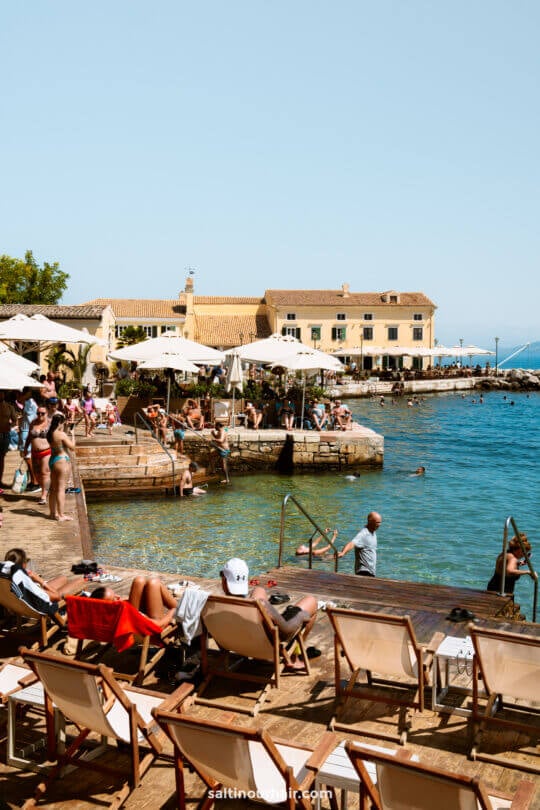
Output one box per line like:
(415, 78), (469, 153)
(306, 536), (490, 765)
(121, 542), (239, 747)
(277, 493), (339, 572)
(500, 516), (537, 622)
(134, 411), (176, 494)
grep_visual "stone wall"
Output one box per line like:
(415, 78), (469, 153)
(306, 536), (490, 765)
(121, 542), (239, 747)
(184, 426), (383, 473)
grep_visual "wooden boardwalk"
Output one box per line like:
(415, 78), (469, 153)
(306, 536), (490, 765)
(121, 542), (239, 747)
(0, 449), (538, 809)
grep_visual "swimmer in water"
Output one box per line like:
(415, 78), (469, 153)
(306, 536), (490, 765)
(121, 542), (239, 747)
(296, 528), (338, 556)
(412, 466), (426, 476)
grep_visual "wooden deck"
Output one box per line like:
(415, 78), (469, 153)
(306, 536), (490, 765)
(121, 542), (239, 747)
(0, 449), (538, 808)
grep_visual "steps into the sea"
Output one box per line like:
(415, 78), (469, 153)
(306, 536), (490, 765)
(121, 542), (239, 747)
(75, 435), (187, 496)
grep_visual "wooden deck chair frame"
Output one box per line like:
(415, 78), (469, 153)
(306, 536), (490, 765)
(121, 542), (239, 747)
(469, 624), (540, 775)
(0, 578), (66, 649)
(196, 594), (311, 716)
(65, 594), (179, 686)
(19, 647), (194, 810)
(152, 705), (337, 810)
(327, 607), (437, 744)
(345, 740), (536, 810)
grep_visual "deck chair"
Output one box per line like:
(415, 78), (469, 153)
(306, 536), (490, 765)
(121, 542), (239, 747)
(212, 400), (230, 425)
(0, 577), (67, 649)
(346, 740), (536, 810)
(196, 594), (311, 715)
(327, 607), (439, 743)
(469, 624), (540, 774)
(19, 647), (194, 810)
(153, 703), (337, 810)
(65, 594), (178, 686)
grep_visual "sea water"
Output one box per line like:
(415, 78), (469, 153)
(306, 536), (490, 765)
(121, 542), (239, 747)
(89, 391), (539, 619)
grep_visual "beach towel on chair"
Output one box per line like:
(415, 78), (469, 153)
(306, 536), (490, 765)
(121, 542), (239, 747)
(66, 595), (163, 652)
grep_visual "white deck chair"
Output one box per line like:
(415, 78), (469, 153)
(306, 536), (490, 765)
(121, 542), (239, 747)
(20, 647), (194, 810)
(469, 624), (540, 774)
(326, 607), (441, 743)
(152, 706), (337, 810)
(197, 594), (311, 715)
(346, 741), (536, 810)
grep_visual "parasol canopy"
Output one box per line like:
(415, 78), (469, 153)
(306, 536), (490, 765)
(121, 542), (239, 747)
(0, 313), (105, 349)
(109, 332), (224, 365)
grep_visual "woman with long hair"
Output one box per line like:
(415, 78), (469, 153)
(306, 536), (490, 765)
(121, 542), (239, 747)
(46, 413), (75, 521)
(23, 404), (52, 505)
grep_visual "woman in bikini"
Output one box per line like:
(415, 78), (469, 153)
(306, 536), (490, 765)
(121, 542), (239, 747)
(46, 413), (75, 521)
(23, 406), (52, 505)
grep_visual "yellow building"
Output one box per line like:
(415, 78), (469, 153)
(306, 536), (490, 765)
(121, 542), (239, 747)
(86, 277), (436, 371)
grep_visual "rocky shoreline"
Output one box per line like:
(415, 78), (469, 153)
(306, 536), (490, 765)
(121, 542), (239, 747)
(476, 369), (540, 391)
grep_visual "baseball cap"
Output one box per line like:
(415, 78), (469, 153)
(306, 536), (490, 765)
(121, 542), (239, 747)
(221, 558), (249, 596)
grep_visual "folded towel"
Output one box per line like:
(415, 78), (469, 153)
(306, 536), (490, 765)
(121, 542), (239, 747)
(175, 589), (210, 644)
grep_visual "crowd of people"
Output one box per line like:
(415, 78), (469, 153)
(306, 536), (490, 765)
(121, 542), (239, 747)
(0, 377), (121, 519)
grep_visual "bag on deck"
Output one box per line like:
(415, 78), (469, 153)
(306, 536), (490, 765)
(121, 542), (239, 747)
(11, 463), (28, 494)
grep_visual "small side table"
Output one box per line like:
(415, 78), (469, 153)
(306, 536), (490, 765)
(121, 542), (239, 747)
(7, 682), (64, 773)
(315, 741), (418, 809)
(432, 635), (476, 717)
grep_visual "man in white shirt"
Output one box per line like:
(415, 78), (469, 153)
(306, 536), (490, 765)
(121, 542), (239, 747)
(339, 511), (382, 577)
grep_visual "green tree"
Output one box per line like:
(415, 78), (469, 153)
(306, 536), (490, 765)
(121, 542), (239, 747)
(0, 250), (69, 304)
(116, 326), (147, 347)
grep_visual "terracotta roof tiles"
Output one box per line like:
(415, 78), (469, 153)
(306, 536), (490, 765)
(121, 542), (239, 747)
(264, 290), (436, 307)
(0, 304), (106, 319)
(193, 314), (271, 347)
(83, 299), (186, 318)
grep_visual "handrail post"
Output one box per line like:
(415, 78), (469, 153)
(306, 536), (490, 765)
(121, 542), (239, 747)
(278, 493), (339, 572)
(134, 410), (176, 496)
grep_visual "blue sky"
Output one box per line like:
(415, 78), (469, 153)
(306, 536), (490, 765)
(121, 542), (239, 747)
(1, 1), (538, 346)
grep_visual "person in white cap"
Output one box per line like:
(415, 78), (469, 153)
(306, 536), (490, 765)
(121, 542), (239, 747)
(220, 558), (319, 665)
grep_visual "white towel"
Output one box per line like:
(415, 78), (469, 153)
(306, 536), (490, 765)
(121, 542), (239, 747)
(175, 589), (210, 643)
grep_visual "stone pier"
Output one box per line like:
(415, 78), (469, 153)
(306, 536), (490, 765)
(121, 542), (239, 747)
(185, 424), (383, 472)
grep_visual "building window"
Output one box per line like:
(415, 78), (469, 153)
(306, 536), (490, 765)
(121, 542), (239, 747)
(114, 325), (126, 338)
(388, 327), (398, 341)
(311, 326), (321, 342)
(331, 326), (347, 341)
(413, 313), (423, 321)
(363, 313), (373, 321)
(390, 295), (398, 303)
(412, 327), (423, 341)
(143, 325), (158, 338)
(363, 327), (373, 340)
(336, 313), (346, 321)
(161, 325), (176, 333)
(282, 326), (301, 339)
(286, 313), (296, 321)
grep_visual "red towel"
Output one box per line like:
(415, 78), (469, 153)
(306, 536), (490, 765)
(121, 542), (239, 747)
(66, 595), (163, 653)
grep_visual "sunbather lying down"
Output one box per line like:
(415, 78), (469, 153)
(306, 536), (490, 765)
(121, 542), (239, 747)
(91, 576), (177, 629)
(220, 557), (318, 668)
(296, 528), (338, 557)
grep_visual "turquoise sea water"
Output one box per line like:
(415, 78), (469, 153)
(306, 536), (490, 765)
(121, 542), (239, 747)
(89, 391), (539, 619)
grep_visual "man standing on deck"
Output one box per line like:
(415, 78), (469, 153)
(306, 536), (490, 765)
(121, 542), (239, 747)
(338, 511), (382, 577)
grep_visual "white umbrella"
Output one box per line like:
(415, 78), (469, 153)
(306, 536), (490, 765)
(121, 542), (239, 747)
(0, 313), (104, 350)
(0, 366), (43, 390)
(0, 344), (39, 374)
(224, 351), (244, 428)
(137, 352), (199, 412)
(271, 349), (344, 429)
(225, 333), (302, 364)
(109, 332), (224, 365)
